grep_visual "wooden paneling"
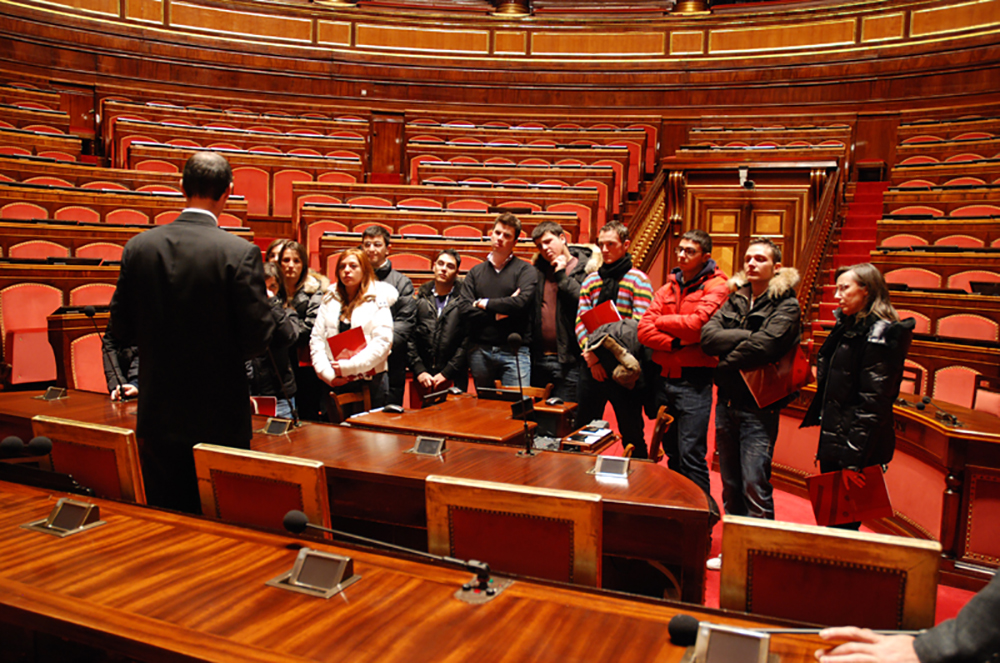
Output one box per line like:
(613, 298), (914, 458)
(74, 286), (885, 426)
(356, 24), (490, 54)
(44, 0), (118, 16)
(124, 0), (163, 24)
(861, 12), (906, 43)
(911, 0), (1000, 37)
(170, 2), (313, 43)
(708, 20), (855, 54)
(532, 31), (664, 57)
(670, 31), (704, 55)
(495, 31), (527, 55)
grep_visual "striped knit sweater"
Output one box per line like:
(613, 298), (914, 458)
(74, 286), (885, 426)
(575, 267), (654, 348)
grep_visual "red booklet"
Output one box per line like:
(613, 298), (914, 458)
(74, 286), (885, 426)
(740, 344), (813, 409)
(580, 300), (622, 335)
(806, 465), (894, 526)
(327, 325), (367, 361)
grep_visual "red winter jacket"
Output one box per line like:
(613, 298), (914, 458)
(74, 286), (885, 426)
(637, 261), (729, 378)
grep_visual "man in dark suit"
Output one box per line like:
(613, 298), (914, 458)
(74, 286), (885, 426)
(108, 151), (276, 514)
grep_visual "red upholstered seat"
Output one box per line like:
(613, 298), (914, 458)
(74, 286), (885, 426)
(69, 283), (116, 307)
(390, 253), (432, 271)
(70, 332), (107, 393)
(884, 268), (941, 289)
(1, 202), (46, 219)
(9, 240), (69, 259)
(232, 166), (270, 216)
(897, 311), (930, 335)
(933, 365), (979, 409)
(24, 176), (72, 187)
(881, 234), (927, 248)
(134, 159), (178, 173)
(0, 283), (62, 384)
(55, 206), (100, 224)
(937, 314), (998, 342)
(948, 270), (1000, 293)
(935, 235), (984, 248)
(106, 208), (149, 225)
(273, 169), (311, 218)
(443, 225), (482, 238)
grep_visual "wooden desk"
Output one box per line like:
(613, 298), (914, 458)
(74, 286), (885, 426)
(0, 390), (710, 602)
(252, 419), (711, 603)
(347, 394), (539, 446)
(0, 480), (822, 663)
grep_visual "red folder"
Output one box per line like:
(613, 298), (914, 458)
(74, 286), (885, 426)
(580, 300), (622, 335)
(327, 325), (367, 361)
(806, 465), (894, 526)
(740, 344), (813, 409)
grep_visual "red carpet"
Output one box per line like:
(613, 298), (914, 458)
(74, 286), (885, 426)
(593, 402), (976, 625)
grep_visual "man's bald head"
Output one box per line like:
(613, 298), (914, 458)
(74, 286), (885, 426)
(181, 152), (233, 201)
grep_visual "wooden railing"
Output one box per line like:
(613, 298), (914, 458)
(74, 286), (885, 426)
(627, 168), (667, 274)
(794, 164), (843, 335)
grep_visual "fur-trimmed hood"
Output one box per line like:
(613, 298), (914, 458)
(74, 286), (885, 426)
(532, 243), (602, 275)
(300, 270), (329, 296)
(727, 267), (800, 300)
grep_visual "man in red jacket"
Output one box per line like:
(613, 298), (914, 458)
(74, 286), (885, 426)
(637, 229), (729, 497)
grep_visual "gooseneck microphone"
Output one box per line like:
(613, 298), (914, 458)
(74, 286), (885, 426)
(916, 396), (962, 427)
(282, 510), (497, 594)
(666, 614), (924, 647)
(507, 332), (536, 457)
(83, 305), (131, 401)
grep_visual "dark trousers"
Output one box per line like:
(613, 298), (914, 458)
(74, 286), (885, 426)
(139, 435), (250, 515)
(576, 366), (647, 459)
(293, 363), (325, 422)
(532, 354), (581, 403)
(386, 347), (407, 406)
(651, 368), (714, 496)
(715, 399), (781, 520)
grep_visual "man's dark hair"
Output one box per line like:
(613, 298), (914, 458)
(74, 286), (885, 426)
(495, 211), (522, 237)
(531, 221), (566, 243)
(361, 225), (392, 246)
(599, 221), (629, 243)
(181, 152), (232, 201)
(748, 237), (782, 264)
(436, 248), (461, 269)
(681, 229), (712, 254)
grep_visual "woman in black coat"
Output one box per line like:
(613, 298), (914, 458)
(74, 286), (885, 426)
(279, 240), (329, 421)
(801, 263), (915, 528)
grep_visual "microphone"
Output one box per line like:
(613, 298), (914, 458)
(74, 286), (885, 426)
(666, 614), (924, 647)
(83, 305), (132, 401)
(507, 332), (535, 458)
(282, 510), (499, 595)
(0, 436), (52, 458)
(916, 396), (962, 427)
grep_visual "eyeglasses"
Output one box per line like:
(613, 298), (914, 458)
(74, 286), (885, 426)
(675, 246), (702, 256)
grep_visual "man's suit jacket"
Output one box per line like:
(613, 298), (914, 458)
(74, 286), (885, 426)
(914, 572), (1000, 662)
(108, 211), (275, 446)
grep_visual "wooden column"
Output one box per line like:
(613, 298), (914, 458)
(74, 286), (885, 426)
(369, 111), (405, 185)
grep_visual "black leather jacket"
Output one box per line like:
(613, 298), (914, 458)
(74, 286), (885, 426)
(801, 311), (915, 469)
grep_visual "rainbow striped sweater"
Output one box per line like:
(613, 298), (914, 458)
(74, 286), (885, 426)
(574, 268), (654, 348)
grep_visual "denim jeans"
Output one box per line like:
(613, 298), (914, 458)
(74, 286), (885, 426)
(576, 365), (648, 459)
(715, 399), (781, 520)
(652, 369), (713, 496)
(532, 354), (581, 403)
(275, 397), (295, 420)
(469, 344), (530, 391)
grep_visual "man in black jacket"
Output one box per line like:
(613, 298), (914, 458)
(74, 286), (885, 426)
(459, 212), (537, 390)
(531, 221), (598, 402)
(701, 238), (800, 536)
(362, 225), (415, 406)
(108, 152), (276, 513)
(408, 248), (468, 402)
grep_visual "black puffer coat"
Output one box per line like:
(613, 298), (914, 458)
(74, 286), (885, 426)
(700, 267), (802, 410)
(801, 311), (915, 469)
(407, 278), (468, 382)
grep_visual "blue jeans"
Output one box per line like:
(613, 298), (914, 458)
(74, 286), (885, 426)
(715, 399), (780, 520)
(469, 344), (530, 391)
(652, 369), (713, 496)
(275, 397), (295, 420)
(532, 354), (581, 403)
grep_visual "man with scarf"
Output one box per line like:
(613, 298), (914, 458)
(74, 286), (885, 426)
(574, 221), (654, 458)
(638, 229), (729, 496)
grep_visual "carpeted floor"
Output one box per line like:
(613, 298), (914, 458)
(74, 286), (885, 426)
(595, 403), (978, 624)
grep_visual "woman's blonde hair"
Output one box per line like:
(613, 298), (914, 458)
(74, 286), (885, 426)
(328, 247), (376, 322)
(836, 262), (899, 322)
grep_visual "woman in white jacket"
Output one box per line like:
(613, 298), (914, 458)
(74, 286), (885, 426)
(310, 247), (397, 413)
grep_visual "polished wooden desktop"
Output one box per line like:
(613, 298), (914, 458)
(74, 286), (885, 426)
(0, 480), (825, 663)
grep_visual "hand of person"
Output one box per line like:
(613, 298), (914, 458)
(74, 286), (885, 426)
(590, 362), (607, 382)
(552, 255), (568, 272)
(430, 373), (448, 389)
(110, 384), (138, 401)
(417, 372), (434, 389)
(842, 469), (867, 490)
(329, 361), (341, 381)
(475, 298), (488, 310)
(815, 627), (918, 663)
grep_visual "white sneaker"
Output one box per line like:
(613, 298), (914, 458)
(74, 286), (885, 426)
(706, 554), (722, 571)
